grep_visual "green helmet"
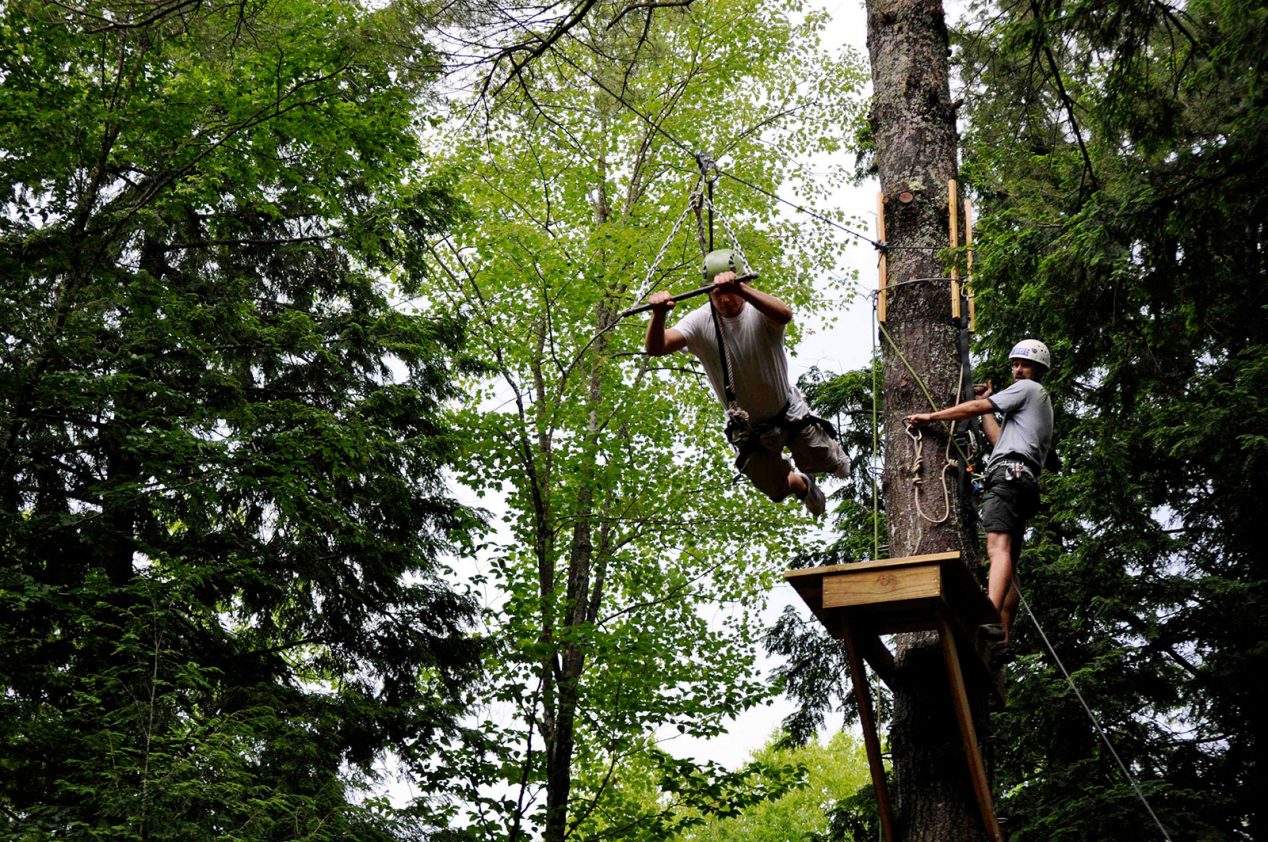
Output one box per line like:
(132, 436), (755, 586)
(702, 249), (741, 283)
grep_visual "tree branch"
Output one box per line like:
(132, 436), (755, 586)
(606, 0), (694, 30)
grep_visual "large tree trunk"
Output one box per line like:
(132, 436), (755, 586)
(864, 0), (991, 838)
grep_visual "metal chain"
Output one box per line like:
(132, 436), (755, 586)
(702, 190), (754, 275)
(632, 175), (705, 306)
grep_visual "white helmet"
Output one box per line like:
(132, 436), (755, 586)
(1009, 338), (1051, 370)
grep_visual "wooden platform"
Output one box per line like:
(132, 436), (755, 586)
(784, 551), (1004, 842)
(785, 551), (1000, 688)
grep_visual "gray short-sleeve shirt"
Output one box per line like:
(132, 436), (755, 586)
(987, 378), (1053, 470)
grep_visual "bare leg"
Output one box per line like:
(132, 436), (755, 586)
(985, 531), (1014, 642)
(1001, 575), (1021, 644)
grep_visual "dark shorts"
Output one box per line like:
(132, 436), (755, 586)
(979, 462), (1040, 536)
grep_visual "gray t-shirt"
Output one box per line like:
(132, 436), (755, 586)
(674, 301), (808, 423)
(987, 378), (1053, 471)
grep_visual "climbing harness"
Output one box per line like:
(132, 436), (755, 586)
(728, 401), (840, 476)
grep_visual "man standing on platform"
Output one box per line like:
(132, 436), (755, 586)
(904, 339), (1054, 652)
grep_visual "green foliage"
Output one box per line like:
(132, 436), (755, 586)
(679, 730), (875, 842)
(415, 0), (869, 836)
(563, 743), (808, 841)
(953, 0), (1268, 836)
(0, 0), (481, 835)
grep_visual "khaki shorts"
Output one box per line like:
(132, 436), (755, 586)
(742, 422), (849, 501)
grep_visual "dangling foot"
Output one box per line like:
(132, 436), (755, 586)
(798, 472), (826, 518)
(990, 640), (1015, 669)
(979, 623), (1006, 643)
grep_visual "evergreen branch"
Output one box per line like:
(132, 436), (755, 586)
(1029, 0), (1099, 197)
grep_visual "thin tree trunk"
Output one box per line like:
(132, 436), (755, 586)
(542, 115), (615, 842)
(863, 0), (991, 838)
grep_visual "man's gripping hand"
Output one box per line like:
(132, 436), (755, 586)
(712, 271), (740, 293)
(648, 290), (676, 312)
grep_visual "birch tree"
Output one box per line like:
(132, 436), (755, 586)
(419, 1), (867, 837)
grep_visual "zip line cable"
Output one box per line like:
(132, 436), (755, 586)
(1016, 586), (1174, 841)
(536, 34), (918, 252)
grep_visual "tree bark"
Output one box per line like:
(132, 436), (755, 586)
(863, 0), (991, 838)
(542, 112), (615, 842)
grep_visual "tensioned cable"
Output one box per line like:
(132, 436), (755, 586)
(1015, 586), (1174, 841)
(707, 165), (885, 249)
(871, 301), (881, 559)
(533, 34), (950, 253)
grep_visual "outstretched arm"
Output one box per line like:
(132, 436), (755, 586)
(905, 396), (995, 428)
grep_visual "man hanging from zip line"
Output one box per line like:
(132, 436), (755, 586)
(643, 249), (850, 519)
(904, 339), (1054, 656)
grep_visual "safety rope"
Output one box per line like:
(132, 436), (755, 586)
(870, 304), (881, 559)
(905, 415), (956, 524)
(1016, 586), (1174, 841)
(877, 320), (942, 414)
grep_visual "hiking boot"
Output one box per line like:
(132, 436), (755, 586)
(990, 641), (1015, 669)
(800, 473), (826, 518)
(979, 623), (1006, 643)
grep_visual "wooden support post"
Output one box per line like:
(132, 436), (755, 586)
(937, 616), (1003, 842)
(877, 192), (888, 323)
(842, 619), (897, 842)
(949, 179), (961, 321)
(964, 198), (976, 332)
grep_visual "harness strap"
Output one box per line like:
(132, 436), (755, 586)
(988, 451), (1042, 476)
(730, 403), (840, 472)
